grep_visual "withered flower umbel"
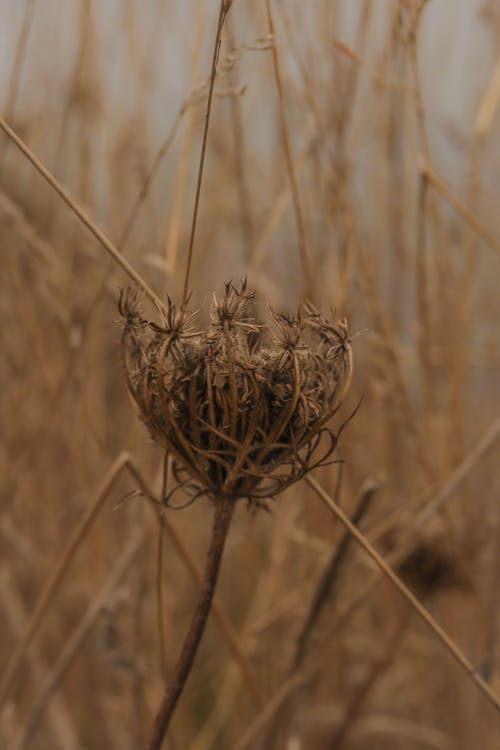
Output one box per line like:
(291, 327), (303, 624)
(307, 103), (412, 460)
(120, 280), (353, 507)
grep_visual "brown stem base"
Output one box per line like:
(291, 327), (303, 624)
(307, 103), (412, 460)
(146, 496), (235, 750)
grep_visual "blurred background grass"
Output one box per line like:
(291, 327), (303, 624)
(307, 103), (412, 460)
(1, 1), (499, 748)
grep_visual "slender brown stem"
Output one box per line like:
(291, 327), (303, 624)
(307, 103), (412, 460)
(182, 0), (231, 304)
(146, 495), (235, 750)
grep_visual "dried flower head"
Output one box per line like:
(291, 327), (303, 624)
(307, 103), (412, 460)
(120, 281), (353, 507)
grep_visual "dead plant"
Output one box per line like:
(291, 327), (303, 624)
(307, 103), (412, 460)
(119, 278), (353, 747)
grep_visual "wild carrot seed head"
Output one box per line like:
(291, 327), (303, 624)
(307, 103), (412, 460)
(120, 280), (353, 507)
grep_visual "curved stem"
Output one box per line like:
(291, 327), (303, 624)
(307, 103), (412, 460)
(146, 496), (235, 750)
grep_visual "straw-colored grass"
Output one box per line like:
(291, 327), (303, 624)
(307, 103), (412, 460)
(1, 2), (499, 749)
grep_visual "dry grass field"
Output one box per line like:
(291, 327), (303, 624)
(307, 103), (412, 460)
(1, 1), (499, 749)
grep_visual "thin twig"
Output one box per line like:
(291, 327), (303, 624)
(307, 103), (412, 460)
(164, 0), (205, 277)
(182, 0), (232, 303)
(305, 474), (500, 714)
(0, 116), (166, 312)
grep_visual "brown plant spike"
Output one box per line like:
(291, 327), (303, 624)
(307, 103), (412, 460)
(120, 280), (353, 507)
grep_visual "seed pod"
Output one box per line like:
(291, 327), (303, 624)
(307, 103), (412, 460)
(120, 281), (353, 506)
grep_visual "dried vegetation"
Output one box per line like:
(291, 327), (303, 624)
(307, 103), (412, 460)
(120, 281), (352, 505)
(0, 1), (499, 749)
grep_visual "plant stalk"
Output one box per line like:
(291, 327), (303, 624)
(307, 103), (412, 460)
(146, 495), (235, 750)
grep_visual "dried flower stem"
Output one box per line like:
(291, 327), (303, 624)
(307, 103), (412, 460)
(146, 495), (235, 750)
(183, 1), (232, 303)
